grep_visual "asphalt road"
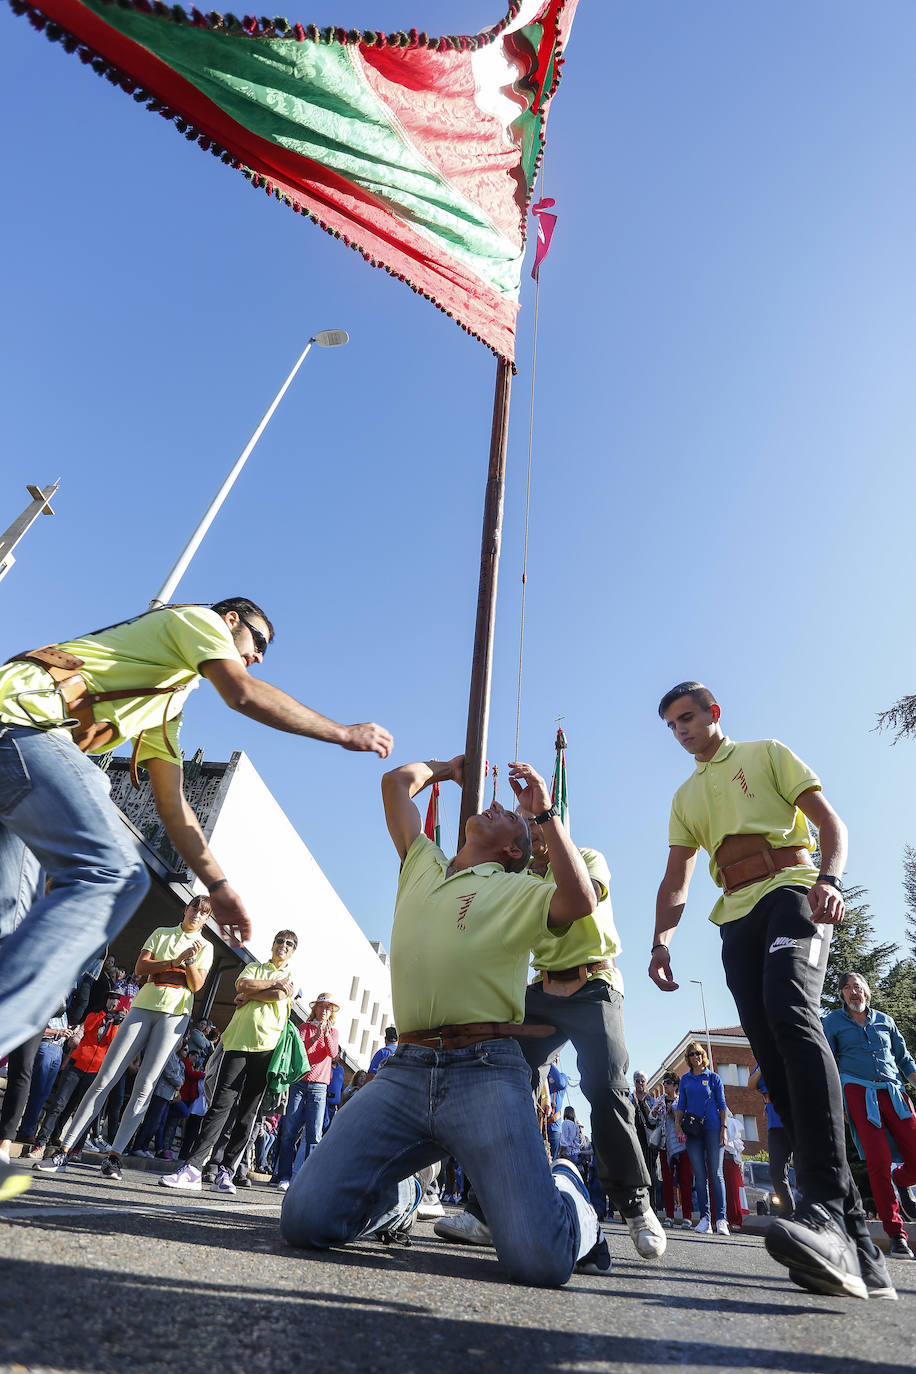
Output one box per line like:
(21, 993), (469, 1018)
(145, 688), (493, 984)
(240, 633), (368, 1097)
(1, 1161), (913, 1374)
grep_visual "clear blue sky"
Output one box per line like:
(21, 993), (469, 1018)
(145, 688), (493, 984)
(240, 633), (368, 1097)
(2, 2), (915, 1122)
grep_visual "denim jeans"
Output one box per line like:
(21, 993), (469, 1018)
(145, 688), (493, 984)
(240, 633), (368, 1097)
(685, 1128), (726, 1223)
(0, 726), (150, 1058)
(280, 1040), (585, 1287)
(21, 1037), (64, 1137)
(275, 1080), (327, 1182)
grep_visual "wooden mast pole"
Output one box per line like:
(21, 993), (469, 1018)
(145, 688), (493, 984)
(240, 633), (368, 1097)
(458, 355), (513, 844)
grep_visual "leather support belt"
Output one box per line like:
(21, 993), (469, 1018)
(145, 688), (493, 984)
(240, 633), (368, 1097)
(539, 957), (613, 982)
(398, 1021), (556, 1052)
(715, 834), (813, 896)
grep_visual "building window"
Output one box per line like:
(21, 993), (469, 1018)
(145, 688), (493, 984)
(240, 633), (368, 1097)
(371, 1002), (379, 1026)
(370, 1040), (380, 1060)
(718, 1063), (738, 1086)
(737, 1064), (750, 1087)
(361, 990), (370, 1013)
(360, 1029), (370, 1054)
(349, 1019), (358, 1045)
(349, 975), (359, 1002)
(743, 1115), (759, 1142)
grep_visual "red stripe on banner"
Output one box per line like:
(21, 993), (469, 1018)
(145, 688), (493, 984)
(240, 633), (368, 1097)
(30, 0), (520, 358)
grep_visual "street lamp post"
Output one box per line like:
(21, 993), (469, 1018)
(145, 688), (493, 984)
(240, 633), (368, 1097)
(690, 978), (714, 1068)
(149, 330), (349, 609)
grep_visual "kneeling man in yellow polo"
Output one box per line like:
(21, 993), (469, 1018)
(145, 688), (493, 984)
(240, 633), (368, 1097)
(281, 756), (609, 1285)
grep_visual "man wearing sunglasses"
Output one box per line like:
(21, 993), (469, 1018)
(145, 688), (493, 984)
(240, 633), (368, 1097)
(0, 596), (393, 1077)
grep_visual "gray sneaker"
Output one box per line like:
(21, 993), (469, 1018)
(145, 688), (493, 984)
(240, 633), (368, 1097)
(791, 1239), (898, 1301)
(432, 1210), (494, 1247)
(34, 1148), (68, 1174)
(766, 1204), (867, 1300)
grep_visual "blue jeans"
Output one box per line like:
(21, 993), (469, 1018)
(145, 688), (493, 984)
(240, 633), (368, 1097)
(275, 1080), (327, 1181)
(0, 726), (150, 1058)
(21, 1037), (64, 1137)
(685, 1127), (727, 1223)
(280, 1040), (584, 1287)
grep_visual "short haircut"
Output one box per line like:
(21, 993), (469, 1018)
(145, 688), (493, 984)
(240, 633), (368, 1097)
(211, 596), (275, 642)
(384, 1026), (398, 1042)
(685, 1040), (709, 1068)
(658, 681), (718, 719)
(273, 929), (298, 949)
(504, 815), (533, 874)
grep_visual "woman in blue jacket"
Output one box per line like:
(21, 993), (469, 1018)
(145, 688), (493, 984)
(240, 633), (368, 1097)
(675, 1041), (729, 1234)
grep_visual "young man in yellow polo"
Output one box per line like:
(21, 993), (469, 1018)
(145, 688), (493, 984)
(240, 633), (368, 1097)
(0, 597), (392, 1058)
(280, 757), (606, 1286)
(162, 929), (299, 1193)
(436, 825), (664, 1262)
(650, 682), (894, 1301)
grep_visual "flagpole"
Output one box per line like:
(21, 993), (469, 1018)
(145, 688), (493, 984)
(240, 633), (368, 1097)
(459, 356), (513, 845)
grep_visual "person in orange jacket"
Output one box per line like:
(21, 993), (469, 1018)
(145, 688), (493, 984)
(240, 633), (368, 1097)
(31, 993), (127, 1157)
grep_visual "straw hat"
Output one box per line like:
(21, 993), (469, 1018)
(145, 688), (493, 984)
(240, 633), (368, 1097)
(310, 991), (340, 1013)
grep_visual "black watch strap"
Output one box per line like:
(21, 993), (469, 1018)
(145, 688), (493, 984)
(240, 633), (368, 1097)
(532, 803), (561, 825)
(817, 873), (843, 891)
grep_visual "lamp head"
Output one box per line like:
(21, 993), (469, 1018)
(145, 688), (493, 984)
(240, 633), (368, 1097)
(313, 329), (349, 348)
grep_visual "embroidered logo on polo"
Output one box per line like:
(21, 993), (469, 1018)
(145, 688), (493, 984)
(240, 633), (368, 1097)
(732, 767), (755, 799)
(456, 892), (477, 931)
(769, 937), (799, 954)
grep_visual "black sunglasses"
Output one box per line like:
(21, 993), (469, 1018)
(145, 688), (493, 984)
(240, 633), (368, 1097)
(239, 616), (269, 656)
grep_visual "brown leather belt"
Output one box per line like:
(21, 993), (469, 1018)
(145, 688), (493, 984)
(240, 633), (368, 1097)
(151, 969), (190, 989)
(715, 834), (813, 896)
(6, 645), (180, 788)
(538, 957), (613, 982)
(399, 1021), (556, 1051)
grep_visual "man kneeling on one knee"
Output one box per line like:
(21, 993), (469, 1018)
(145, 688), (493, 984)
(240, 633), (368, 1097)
(280, 756), (607, 1286)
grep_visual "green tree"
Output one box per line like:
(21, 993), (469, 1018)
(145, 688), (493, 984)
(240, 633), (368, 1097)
(875, 693), (916, 743)
(904, 844), (916, 963)
(822, 883), (898, 1010)
(875, 958), (916, 1056)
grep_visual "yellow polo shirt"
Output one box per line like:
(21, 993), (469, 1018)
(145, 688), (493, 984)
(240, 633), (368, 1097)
(0, 606), (243, 765)
(668, 738), (820, 926)
(221, 960), (291, 1053)
(530, 848), (624, 994)
(390, 834), (555, 1031)
(132, 925), (214, 1016)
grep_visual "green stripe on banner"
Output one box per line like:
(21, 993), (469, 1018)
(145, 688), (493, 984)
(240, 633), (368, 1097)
(81, 0), (525, 297)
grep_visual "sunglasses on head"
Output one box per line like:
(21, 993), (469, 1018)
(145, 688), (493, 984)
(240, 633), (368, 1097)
(239, 616), (269, 656)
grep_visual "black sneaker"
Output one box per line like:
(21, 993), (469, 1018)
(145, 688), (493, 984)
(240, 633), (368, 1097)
(791, 1240), (898, 1301)
(766, 1205), (867, 1300)
(101, 1154), (122, 1181)
(234, 1170), (252, 1189)
(892, 1178), (916, 1223)
(889, 1235), (914, 1260)
(34, 1148), (68, 1173)
(202, 1162), (217, 1185)
(576, 1232), (612, 1276)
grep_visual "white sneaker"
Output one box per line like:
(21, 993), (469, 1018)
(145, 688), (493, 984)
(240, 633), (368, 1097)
(215, 1166), (236, 1194)
(278, 1179), (290, 1192)
(680, 1218), (693, 1229)
(623, 1205), (667, 1259)
(417, 1198), (445, 1220)
(716, 1219), (730, 1236)
(695, 1216), (712, 1234)
(160, 1163), (202, 1190)
(433, 1210), (494, 1247)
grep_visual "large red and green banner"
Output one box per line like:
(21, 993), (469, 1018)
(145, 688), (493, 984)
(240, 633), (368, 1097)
(11, 0), (577, 359)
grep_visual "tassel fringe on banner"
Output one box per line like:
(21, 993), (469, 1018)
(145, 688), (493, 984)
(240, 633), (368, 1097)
(8, 0), (574, 365)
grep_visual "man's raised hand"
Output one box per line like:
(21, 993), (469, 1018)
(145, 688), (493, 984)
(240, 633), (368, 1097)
(343, 723), (394, 758)
(210, 884), (252, 947)
(507, 762), (552, 817)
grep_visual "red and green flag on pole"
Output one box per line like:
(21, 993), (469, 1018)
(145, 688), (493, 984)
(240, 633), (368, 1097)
(423, 781), (441, 848)
(11, 0), (577, 360)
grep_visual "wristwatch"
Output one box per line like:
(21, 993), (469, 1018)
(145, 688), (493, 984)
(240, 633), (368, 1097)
(817, 873), (843, 891)
(532, 803), (561, 825)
